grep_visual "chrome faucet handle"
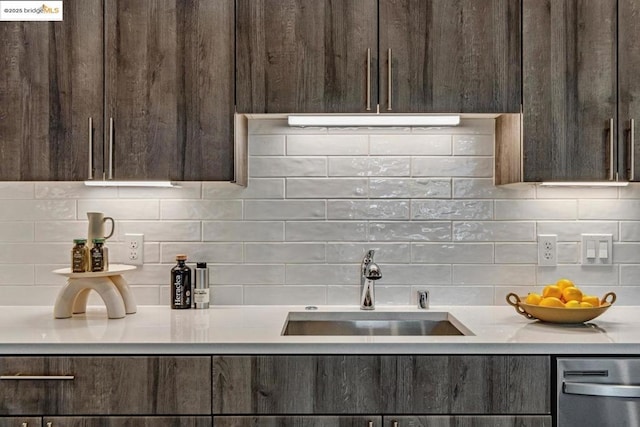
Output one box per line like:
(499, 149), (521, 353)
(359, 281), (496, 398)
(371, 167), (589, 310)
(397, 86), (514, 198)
(364, 261), (382, 280)
(361, 249), (375, 271)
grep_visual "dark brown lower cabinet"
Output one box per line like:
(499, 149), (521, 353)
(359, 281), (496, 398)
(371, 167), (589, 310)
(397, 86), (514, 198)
(0, 418), (41, 427)
(45, 418), (211, 427)
(383, 416), (552, 426)
(212, 355), (550, 415)
(213, 417), (380, 427)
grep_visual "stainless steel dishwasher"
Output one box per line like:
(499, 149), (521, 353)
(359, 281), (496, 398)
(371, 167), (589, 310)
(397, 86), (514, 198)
(557, 358), (640, 427)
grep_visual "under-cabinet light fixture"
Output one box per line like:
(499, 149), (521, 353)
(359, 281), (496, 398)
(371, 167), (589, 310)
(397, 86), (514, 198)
(287, 114), (461, 127)
(539, 181), (629, 187)
(84, 180), (178, 188)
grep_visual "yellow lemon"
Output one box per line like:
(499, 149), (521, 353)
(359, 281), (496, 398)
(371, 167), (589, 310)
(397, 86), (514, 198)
(543, 285), (562, 299)
(582, 295), (600, 307)
(580, 301), (594, 308)
(525, 293), (542, 305)
(562, 287), (583, 303)
(565, 300), (581, 308)
(539, 297), (565, 308)
(556, 278), (576, 290)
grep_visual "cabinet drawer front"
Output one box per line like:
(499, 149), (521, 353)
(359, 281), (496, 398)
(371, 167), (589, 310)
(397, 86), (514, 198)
(214, 417), (380, 427)
(213, 356), (390, 414)
(46, 418), (212, 427)
(0, 357), (211, 415)
(0, 418), (41, 427)
(384, 416), (552, 427)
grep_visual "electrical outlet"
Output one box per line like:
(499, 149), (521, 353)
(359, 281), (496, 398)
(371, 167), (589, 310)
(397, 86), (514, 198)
(538, 234), (557, 266)
(125, 233), (144, 266)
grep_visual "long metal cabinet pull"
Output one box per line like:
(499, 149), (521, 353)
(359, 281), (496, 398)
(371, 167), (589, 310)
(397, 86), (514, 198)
(367, 422), (373, 427)
(108, 117), (114, 180)
(47, 422), (52, 427)
(87, 117), (93, 180)
(564, 381), (640, 398)
(392, 421), (398, 427)
(366, 49), (371, 111)
(387, 48), (393, 111)
(21, 423), (27, 427)
(608, 118), (615, 180)
(0, 375), (74, 380)
(630, 119), (636, 181)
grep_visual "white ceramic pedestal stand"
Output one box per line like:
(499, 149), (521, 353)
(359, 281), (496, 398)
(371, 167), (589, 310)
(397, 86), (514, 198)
(53, 264), (137, 319)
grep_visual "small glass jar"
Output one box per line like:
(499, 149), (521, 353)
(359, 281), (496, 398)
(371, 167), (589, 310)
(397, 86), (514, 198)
(71, 239), (90, 273)
(90, 238), (108, 272)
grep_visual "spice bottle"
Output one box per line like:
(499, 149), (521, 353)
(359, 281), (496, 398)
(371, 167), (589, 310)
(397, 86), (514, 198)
(71, 239), (90, 273)
(90, 238), (107, 272)
(171, 254), (192, 309)
(194, 262), (210, 309)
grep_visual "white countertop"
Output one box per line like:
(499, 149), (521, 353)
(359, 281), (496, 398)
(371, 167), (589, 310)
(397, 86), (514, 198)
(2, 304), (640, 355)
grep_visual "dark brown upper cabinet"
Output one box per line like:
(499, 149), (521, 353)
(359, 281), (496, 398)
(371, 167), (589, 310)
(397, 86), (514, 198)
(0, 0), (103, 180)
(235, 0), (378, 114)
(236, 0), (521, 115)
(105, 0), (234, 181)
(619, 0), (640, 182)
(0, 0), (234, 182)
(520, 0), (618, 182)
(379, 0), (521, 113)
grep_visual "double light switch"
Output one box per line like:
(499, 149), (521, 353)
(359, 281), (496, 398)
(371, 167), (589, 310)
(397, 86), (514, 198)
(582, 234), (613, 265)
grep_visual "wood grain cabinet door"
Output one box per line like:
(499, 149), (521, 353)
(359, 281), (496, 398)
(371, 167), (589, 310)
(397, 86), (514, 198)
(0, 357), (211, 415)
(522, 0), (617, 181)
(45, 418), (211, 427)
(383, 416), (552, 427)
(213, 417), (381, 427)
(379, 0), (521, 113)
(0, 0), (103, 180)
(236, 0), (378, 113)
(212, 356), (391, 414)
(619, 0), (640, 182)
(0, 418), (41, 427)
(105, 0), (234, 181)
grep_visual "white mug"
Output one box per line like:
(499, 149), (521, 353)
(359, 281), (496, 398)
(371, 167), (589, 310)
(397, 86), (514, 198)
(87, 212), (115, 243)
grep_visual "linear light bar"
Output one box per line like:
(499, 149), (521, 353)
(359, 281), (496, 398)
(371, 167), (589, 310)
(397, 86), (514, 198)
(539, 181), (629, 187)
(287, 115), (461, 127)
(84, 180), (177, 188)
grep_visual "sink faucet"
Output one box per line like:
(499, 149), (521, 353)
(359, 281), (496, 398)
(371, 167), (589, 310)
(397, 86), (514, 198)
(360, 249), (382, 310)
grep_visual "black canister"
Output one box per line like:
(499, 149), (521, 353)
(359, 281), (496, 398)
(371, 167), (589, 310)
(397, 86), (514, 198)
(171, 254), (192, 309)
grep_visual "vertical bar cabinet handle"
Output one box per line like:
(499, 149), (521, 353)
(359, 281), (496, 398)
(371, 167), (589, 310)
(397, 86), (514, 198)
(108, 117), (114, 180)
(46, 423), (52, 427)
(387, 48), (393, 111)
(367, 422), (373, 427)
(21, 423), (27, 427)
(392, 422), (399, 427)
(630, 118), (636, 181)
(366, 48), (372, 111)
(87, 117), (93, 180)
(609, 118), (615, 181)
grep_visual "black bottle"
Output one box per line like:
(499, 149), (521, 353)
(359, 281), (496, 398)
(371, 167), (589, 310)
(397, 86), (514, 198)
(171, 254), (192, 309)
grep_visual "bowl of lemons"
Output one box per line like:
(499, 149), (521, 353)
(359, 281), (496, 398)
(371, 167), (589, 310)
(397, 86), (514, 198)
(506, 278), (616, 324)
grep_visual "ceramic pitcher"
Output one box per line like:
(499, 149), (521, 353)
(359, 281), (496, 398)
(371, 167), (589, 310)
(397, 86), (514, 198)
(87, 212), (115, 244)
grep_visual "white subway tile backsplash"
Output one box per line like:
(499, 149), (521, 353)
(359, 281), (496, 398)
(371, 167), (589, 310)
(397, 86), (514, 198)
(203, 179), (285, 199)
(161, 200), (242, 220)
(369, 222), (451, 242)
(412, 200), (493, 220)
(244, 243), (326, 263)
(369, 135), (451, 155)
(452, 135), (494, 156)
(328, 200), (410, 220)
(203, 221), (284, 242)
(3, 117), (640, 306)
(412, 157), (493, 177)
(286, 178), (368, 198)
(495, 200), (577, 220)
(250, 157), (327, 177)
(285, 222), (367, 242)
(328, 157), (411, 177)
(369, 178), (451, 199)
(160, 243), (243, 263)
(412, 243), (494, 264)
(286, 135), (368, 155)
(249, 135), (286, 156)
(245, 200), (326, 220)
(0, 222), (34, 242)
(453, 221), (536, 242)
(79, 200), (158, 220)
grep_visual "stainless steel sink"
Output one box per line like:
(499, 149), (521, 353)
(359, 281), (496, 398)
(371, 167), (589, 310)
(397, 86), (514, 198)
(281, 311), (473, 336)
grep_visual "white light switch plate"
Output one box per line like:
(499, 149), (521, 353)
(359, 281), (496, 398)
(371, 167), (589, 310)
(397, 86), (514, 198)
(581, 234), (612, 265)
